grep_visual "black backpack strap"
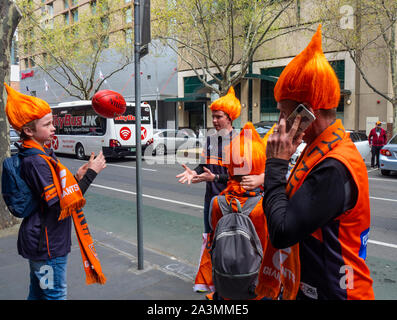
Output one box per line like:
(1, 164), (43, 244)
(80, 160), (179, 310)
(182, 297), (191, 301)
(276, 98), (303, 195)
(19, 147), (49, 158)
(217, 195), (261, 216)
(38, 203), (47, 253)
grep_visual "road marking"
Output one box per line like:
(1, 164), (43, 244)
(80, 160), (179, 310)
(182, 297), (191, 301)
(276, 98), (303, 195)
(90, 184), (397, 249)
(106, 163), (157, 172)
(369, 177), (397, 182)
(73, 159), (157, 172)
(370, 196), (397, 203)
(91, 183), (204, 209)
(368, 240), (397, 249)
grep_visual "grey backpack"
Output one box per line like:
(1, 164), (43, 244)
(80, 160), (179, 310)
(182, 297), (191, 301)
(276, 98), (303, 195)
(210, 196), (263, 300)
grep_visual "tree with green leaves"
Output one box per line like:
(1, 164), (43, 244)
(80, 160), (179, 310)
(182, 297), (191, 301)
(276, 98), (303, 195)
(17, 0), (134, 100)
(316, 0), (397, 134)
(0, 0), (22, 229)
(153, 0), (300, 96)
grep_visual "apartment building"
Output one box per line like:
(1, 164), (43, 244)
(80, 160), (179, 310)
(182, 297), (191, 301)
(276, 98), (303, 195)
(174, 0), (395, 137)
(17, 0), (179, 129)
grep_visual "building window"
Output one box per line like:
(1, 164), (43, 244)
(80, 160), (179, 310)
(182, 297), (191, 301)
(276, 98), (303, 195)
(64, 11), (70, 25)
(259, 61), (345, 121)
(71, 0), (78, 7)
(29, 57), (35, 67)
(125, 8), (132, 24)
(72, 9), (78, 23)
(101, 35), (109, 48)
(125, 28), (132, 44)
(91, 39), (98, 50)
(329, 60), (345, 115)
(90, 0), (96, 14)
(260, 66), (283, 121)
(64, 0), (69, 9)
(46, 3), (54, 17)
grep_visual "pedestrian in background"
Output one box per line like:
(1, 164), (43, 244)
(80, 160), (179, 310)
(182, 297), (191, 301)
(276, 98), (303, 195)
(368, 121), (387, 168)
(4, 84), (107, 300)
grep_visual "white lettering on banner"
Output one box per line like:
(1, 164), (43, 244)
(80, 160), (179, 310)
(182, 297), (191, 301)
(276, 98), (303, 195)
(267, 248), (295, 283)
(262, 265), (295, 283)
(62, 183), (79, 197)
(339, 265), (354, 289)
(60, 169), (67, 189)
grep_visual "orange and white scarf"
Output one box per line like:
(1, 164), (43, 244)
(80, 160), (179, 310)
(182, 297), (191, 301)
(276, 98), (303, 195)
(23, 139), (106, 285)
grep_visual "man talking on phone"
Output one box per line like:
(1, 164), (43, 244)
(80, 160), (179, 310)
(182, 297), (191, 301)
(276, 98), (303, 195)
(262, 25), (374, 300)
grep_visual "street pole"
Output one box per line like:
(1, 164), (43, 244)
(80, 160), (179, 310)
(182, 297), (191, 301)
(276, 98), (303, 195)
(134, 0), (144, 270)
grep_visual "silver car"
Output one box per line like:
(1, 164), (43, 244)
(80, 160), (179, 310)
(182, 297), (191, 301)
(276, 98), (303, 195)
(151, 129), (198, 156)
(9, 128), (20, 155)
(379, 133), (397, 176)
(348, 131), (370, 160)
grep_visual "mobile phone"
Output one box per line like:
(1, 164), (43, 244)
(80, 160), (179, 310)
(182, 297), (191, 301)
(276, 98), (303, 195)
(286, 104), (316, 134)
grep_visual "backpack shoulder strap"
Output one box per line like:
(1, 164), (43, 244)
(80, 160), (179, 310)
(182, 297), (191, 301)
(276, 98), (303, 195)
(19, 147), (49, 158)
(217, 196), (242, 215)
(240, 196), (262, 216)
(217, 195), (261, 217)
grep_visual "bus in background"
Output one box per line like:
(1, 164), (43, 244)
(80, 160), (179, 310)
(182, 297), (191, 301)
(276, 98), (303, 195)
(50, 101), (153, 159)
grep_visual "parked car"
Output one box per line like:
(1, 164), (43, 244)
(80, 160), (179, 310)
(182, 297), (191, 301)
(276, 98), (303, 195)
(253, 121), (276, 138)
(288, 130), (370, 172)
(9, 128), (20, 155)
(347, 130), (370, 160)
(379, 133), (397, 176)
(151, 129), (198, 156)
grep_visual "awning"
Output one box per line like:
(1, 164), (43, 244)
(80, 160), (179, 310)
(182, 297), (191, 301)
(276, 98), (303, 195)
(164, 94), (210, 103)
(244, 73), (279, 83)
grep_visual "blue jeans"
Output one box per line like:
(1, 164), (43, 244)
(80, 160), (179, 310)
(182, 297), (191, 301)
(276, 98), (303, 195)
(28, 254), (68, 300)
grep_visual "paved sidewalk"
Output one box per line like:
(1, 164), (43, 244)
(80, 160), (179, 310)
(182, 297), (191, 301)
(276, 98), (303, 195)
(0, 224), (207, 300)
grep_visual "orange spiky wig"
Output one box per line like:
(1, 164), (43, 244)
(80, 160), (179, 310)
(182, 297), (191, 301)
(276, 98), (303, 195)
(274, 25), (341, 110)
(209, 86), (241, 121)
(226, 122), (266, 177)
(4, 83), (51, 132)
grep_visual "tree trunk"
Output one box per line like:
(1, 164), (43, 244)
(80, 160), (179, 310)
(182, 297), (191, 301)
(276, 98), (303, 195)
(0, 0), (22, 229)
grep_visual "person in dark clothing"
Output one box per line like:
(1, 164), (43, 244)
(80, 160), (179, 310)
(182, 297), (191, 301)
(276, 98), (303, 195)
(262, 26), (374, 300)
(4, 84), (107, 300)
(368, 121), (387, 168)
(176, 87), (264, 293)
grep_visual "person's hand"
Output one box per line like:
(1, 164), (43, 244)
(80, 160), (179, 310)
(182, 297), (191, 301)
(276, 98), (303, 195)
(240, 173), (264, 190)
(266, 116), (305, 161)
(176, 164), (197, 184)
(192, 167), (215, 183)
(75, 152), (98, 181)
(87, 151), (107, 174)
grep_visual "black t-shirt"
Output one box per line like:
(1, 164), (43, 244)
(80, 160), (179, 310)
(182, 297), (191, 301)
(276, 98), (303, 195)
(194, 130), (238, 203)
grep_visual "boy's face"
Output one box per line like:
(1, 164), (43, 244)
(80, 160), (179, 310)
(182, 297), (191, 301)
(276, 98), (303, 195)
(28, 112), (55, 145)
(212, 110), (232, 131)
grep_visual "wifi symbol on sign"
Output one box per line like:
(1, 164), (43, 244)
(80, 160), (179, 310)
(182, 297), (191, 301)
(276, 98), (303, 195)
(120, 127), (131, 140)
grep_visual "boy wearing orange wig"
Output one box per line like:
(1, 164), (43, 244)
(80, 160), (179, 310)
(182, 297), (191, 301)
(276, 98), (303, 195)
(4, 84), (107, 299)
(263, 26), (374, 300)
(176, 87), (264, 293)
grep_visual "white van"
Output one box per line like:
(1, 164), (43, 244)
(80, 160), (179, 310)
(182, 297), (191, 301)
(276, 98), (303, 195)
(50, 101), (153, 159)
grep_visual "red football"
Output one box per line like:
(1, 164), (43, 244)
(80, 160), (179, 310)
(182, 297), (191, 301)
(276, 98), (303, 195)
(92, 90), (127, 118)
